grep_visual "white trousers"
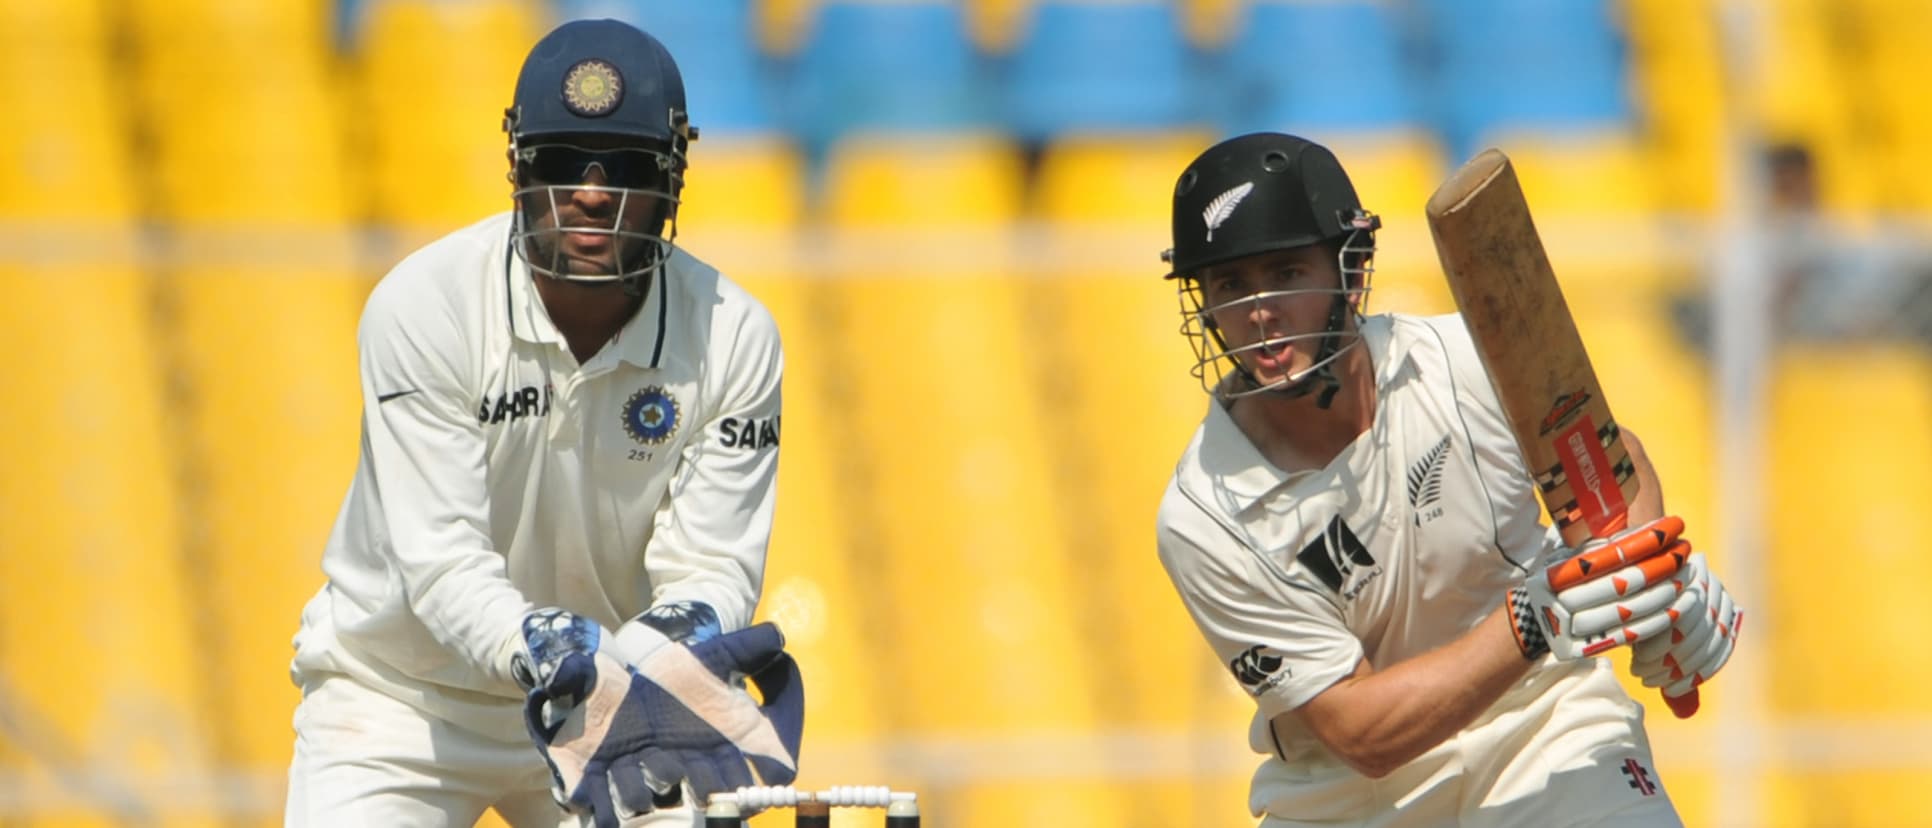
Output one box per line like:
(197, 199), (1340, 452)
(286, 672), (700, 828)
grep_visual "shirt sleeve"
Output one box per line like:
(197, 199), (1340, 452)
(357, 281), (531, 685)
(643, 301), (783, 631)
(1156, 490), (1365, 719)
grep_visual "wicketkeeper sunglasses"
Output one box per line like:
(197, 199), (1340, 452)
(517, 144), (670, 190)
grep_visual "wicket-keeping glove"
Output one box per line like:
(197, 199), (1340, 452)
(513, 609), (804, 828)
(1630, 552), (1742, 697)
(1506, 516), (1693, 660)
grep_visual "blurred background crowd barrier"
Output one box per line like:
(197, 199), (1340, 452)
(4, 0), (1931, 825)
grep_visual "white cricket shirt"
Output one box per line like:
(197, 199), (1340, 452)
(292, 213), (782, 741)
(1157, 313), (1648, 822)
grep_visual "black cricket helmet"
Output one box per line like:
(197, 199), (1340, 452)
(504, 18), (700, 288)
(1161, 133), (1381, 400)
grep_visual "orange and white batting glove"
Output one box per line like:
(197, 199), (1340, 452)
(1630, 552), (1741, 696)
(1506, 516), (1694, 661)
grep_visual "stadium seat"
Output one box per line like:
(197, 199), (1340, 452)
(1030, 136), (1235, 826)
(1622, 0), (1726, 213)
(1223, 0), (1422, 138)
(356, 0), (539, 229)
(1178, 0), (1241, 49)
(1414, 0), (1631, 161)
(674, 135), (805, 231)
(123, 0), (347, 223)
(822, 133), (1024, 228)
(554, 0), (776, 134)
(1031, 131), (1211, 225)
(1002, 0), (1196, 142)
(1843, 0), (1932, 212)
(0, 262), (219, 827)
(163, 241), (367, 777)
(0, 44), (135, 221)
(0, 0), (109, 41)
(723, 267), (895, 786)
(1766, 345), (1932, 717)
(786, 1), (992, 149)
(1748, 0), (1876, 214)
(1498, 131), (1657, 216)
(816, 119), (1127, 823)
(818, 266), (1129, 825)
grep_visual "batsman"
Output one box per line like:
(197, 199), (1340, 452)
(1154, 133), (1742, 826)
(286, 19), (802, 827)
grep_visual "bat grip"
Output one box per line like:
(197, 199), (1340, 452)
(1664, 688), (1699, 718)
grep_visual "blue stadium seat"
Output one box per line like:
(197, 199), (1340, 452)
(787, 1), (991, 148)
(1003, 0), (1195, 141)
(1415, 0), (1631, 158)
(1224, 0), (1421, 136)
(555, 0), (775, 134)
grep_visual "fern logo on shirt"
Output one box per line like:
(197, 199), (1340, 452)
(1296, 515), (1380, 599)
(1408, 433), (1451, 525)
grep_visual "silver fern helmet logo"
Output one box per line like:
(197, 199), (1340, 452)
(1203, 181), (1254, 242)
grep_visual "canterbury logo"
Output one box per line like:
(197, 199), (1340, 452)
(1203, 182), (1254, 242)
(1229, 644), (1288, 693)
(1407, 434), (1451, 511)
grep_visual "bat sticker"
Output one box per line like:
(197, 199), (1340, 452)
(1538, 389), (1592, 436)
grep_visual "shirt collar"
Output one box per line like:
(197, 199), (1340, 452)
(505, 246), (672, 370)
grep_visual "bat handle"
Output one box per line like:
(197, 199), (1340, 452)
(1664, 688), (1699, 718)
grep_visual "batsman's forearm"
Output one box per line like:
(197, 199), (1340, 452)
(1289, 608), (1531, 778)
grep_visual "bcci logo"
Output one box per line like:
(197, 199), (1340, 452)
(622, 386), (680, 445)
(562, 58), (623, 117)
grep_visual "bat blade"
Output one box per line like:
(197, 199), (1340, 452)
(1425, 149), (1697, 718)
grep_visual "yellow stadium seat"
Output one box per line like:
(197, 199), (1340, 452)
(123, 0), (331, 41)
(1622, 0), (1726, 213)
(728, 268), (894, 788)
(1750, 0), (1876, 215)
(1842, 0), (1932, 212)
(0, 45), (135, 221)
(821, 133), (1025, 228)
(120, 0), (348, 224)
(1326, 132), (1453, 316)
(675, 134), (806, 230)
(1030, 131), (1211, 225)
(1762, 768), (1932, 828)
(1767, 345), (1932, 717)
(0, 261), (221, 828)
(140, 65), (352, 224)
(162, 240), (368, 781)
(358, 0), (539, 229)
(811, 268), (1129, 826)
(0, 0), (109, 42)
(1490, 129), (1658, 217)
(963, 0), (1030, 53)
(1178, 0), (1240, 49)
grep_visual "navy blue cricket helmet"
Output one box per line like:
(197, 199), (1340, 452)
(504, 19), (700, 288)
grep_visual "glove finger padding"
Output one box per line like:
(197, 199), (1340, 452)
(1545, 515), (1686, 591)
(606, 754), (664, 819)
(1556, 539), (1691, 613)
(1562, 542), (1693, 637)
(741, 649), (804, 785)
(1633, 558), (1742, 696)
(691, 621), (787, 679)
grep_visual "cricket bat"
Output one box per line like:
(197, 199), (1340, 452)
(1424, 149), (1699, 719)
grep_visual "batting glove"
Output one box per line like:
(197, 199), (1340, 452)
(513, 609), (804, 828)
(1506, 516), (1693, 660)
(1630, 552), (1742, 697)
